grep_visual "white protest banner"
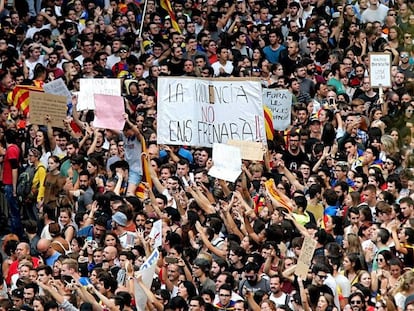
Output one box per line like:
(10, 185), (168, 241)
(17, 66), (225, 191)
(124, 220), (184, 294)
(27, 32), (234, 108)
(135, 249), (160, 311)
(157, 77), (267, 147)
(93, 94), (125, 130)
(208, 143), (242, 182)
(43, 78), (72, 104)
(78, 78), (121, 111)
(294, 236), (317, 279)
(29, 92), (67, 128)
(369, 53), (392, 88)
(148, 219), (163, 249)
(262, 89), (292, 130)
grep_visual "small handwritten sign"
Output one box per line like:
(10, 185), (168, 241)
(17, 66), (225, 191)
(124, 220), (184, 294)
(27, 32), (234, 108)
(369, 53), (391, 88)
(262, 89), (292, 130)
(295, 236), (317, 279)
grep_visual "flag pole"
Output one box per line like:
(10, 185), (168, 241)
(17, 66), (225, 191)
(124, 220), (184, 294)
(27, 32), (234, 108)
(138, 0), (149, 38)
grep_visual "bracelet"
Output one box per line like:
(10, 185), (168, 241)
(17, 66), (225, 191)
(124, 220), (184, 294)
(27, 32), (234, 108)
(88, 216), (94, 220)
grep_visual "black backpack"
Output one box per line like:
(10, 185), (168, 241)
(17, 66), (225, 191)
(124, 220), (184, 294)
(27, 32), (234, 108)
(16, 164), (38, 203)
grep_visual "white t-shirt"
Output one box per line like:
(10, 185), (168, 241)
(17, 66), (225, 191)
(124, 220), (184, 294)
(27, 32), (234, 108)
(25, 55), (47, 79)
(361, 3), (388, 24)
(211, 61), (234, 77)
(269, 292), (293, 310)
(26, 24), (51, 39)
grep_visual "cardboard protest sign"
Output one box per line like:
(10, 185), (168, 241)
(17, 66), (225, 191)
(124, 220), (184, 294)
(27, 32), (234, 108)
(29, 92), (67, 128)
(227, 139), (265, 161)
(369, 53), (392, 88)
(295, 236), (317, 279)
(262, 89), (292, 130)
(93, 94), (125, 130)
(78, 78), (121, 110)
(157, 77), (267, 147)
(208, 143), (242, 182)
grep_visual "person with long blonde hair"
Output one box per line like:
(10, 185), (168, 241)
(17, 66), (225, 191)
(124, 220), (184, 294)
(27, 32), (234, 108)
(393, 270), (414, 311)
(343, 233), (364, 255)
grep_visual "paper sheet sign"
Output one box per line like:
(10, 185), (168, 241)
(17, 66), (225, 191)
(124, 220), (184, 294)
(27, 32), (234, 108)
(78, 78), (121, 110)
(43, 78), (72, 104)
(262, 89), (292, 130)
(29, 92), (67, 128)
(208, 143), (242, 182)
(369, 53), (392, 88)
(294, 236), (317, 279)
(93, 94), (125, 130)
(227, 139), (265, 161)
(135, 249), (159, 311)
(148, 219), (163, 249)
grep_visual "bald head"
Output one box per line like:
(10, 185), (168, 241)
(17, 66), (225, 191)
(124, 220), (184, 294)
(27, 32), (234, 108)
(103, 246), (118, 263)
(37, 239), (51, 257)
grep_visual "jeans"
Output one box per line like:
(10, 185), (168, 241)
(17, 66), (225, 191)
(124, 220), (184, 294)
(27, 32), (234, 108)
(4, 185), (23, 238)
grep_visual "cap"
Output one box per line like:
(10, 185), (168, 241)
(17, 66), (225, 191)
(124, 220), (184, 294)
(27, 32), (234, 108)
(12, 288), (23, 299)
(405, 294), (414, 309)
(310, 116), (320, 124)
(112, 211), (127, 227)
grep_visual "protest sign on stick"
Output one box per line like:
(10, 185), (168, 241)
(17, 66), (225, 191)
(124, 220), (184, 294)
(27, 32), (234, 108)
(369, 53), (391, 88)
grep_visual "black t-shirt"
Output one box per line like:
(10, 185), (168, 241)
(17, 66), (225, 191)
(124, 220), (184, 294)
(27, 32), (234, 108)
(282, 150), (309, 171)
(166, 59), (186, 76)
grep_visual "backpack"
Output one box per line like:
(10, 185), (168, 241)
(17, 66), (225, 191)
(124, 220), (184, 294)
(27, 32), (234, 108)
(16, 164), (38, 203)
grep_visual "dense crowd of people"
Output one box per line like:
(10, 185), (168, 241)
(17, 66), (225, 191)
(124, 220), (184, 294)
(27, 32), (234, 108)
(0, 0), (413, 310)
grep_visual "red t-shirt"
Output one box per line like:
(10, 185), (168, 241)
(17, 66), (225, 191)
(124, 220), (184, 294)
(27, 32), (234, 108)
(3, 144), (20, 185)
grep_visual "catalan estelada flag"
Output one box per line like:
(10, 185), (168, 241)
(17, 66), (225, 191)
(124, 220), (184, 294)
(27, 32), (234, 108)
(160, 0), (181, 33)
(263, 106), (274, 141)
(7, 84), (44, 117)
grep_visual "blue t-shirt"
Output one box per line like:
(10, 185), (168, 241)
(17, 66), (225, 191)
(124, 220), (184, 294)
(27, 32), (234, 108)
(263, 45), (286, 64)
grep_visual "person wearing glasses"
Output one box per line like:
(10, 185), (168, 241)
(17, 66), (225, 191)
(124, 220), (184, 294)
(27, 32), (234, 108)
(307, 263), (335, 310)
(398, 51), (414, 80)
(347, 292), (366, 311)
(215, 284), (235, 311)
(238, 262), (270, 294)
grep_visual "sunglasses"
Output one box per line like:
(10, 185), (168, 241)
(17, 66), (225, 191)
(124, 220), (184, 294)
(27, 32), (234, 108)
(351, 300), (362, 305)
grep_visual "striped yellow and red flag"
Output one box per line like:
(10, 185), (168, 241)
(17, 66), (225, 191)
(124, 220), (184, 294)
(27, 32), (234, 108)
(264, 178), (292, 212)
(263, 106), (274, 141)
(136, 136), (152, 199)
(160, 0), (181, 33)
(7, 84), (44, 116)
